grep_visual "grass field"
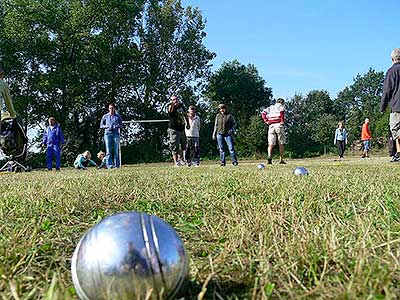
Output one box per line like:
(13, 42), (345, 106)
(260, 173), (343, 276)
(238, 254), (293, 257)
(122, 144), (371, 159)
(1, 155), (400, 299)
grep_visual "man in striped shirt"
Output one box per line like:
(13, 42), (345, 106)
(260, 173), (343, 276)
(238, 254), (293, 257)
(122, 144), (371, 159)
(262, 98), (286, 164)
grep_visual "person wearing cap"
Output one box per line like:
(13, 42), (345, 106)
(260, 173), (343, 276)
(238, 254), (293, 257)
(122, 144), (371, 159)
(261, 98), (286, 164)
(184, 105), (201, 167)
(74, 150), (98, 170)
(0, 65), (17, 120)
(167, 95), (190, 166)
(381, 48), (400, 162)
(97, 151), (107, 169)
(42, 117), (65, 171)
(212, 104), (238, 166)
(100, 103), (123, 168)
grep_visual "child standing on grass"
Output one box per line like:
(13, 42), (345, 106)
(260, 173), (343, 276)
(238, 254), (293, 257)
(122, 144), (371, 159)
(334, 121), (348, 160)
(97, 151), (107, 169)
(361, 118), (371, 158)
(74, 150), (97, 170)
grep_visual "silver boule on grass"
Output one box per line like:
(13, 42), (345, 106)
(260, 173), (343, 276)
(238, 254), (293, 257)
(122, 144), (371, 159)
(257, 163), (265, 170)
(71, 211), (189, 300)
(293, 166), (309, 176)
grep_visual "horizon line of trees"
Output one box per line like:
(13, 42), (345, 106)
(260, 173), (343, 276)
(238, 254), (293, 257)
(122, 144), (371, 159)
(0, 0), (391, 165)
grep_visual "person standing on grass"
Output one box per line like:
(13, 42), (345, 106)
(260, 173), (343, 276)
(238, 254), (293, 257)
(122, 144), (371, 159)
(167, 95), (190, 167)
(361, 118), (371, 158)
(262, 98), (286, 164)
(42, 117), (65, 171)
(212, 103), (238, 166)
(184, 105), (201, 167)
(0, 65), (17, 121)
(333, 121), (348, 160)
(381, 48), (400, 162)
(100, 103), (123, 168)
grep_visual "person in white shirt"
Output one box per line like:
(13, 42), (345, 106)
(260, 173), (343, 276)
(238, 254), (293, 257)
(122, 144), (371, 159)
(261, 98), (286, 164)
(184, 105), (201, 166)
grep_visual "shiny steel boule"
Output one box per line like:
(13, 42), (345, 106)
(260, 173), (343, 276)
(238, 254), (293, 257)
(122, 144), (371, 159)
(71, 211), (188, 300)
(293, 166), (309, 176)
(257, 163), (265, 170)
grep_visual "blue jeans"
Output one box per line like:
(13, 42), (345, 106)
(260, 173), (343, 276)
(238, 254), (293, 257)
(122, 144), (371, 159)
(216, 133), (237, 165)
(104, 132), (120, 168)
(46, 145), (61, 170)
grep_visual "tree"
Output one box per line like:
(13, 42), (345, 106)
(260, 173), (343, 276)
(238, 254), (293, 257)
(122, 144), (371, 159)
(0, 0), (214, 163)
(335, 68), (384, 142)
(205, 60), (273, 128)
(286, 90), (336, 156)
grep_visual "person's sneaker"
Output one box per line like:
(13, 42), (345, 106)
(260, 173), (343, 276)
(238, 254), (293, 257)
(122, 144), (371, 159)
(194, 164), (200, 167)
(391, 154), (400, 162)
(267, 157), (272, 165)
(220, 163), (226, 166)
(232, 162), (238, 166)
(279, 160), (286, 164)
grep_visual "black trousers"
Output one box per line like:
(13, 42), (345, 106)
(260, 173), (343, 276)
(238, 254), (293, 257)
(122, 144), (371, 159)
(337, 140), (345, 158)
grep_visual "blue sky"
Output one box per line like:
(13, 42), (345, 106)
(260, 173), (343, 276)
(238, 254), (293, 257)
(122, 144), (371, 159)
(182, 0), (399, 99)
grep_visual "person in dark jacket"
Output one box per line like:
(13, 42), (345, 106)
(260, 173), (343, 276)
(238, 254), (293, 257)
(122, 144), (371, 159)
(167, 95), (190, 166)
(212, 104), (238, 166)
(381, 48), (400, 162)
(42, 117), (65, 171)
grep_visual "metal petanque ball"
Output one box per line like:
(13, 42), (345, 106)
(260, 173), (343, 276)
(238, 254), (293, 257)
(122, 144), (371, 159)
(257, 163), (265, 170)
(71, 211), (189, 300)
(293, 166), (309, 176)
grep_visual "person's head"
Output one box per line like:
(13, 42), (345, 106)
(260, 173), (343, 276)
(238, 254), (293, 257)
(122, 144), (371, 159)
(365, 118), (369, 124)
(218, 103), (227, 114)
(276, 98), (285, 105)
(48, 117), (56, 126)
(97, 151), (105, 159)
(391, 48), (400, 64)
(188, 105), (196, 116)
(108, 103), (116, 115)
(338, 121), (344, 128)
(170, 95), (179, 106)
(83, 150), (91, 159)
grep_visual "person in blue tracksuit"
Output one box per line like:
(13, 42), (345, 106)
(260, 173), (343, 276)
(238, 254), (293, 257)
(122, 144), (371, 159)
(42, 117), (65, 170)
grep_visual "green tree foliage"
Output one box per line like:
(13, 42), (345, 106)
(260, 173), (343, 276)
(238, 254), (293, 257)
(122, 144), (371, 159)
(335, 68), (384, 141)
(236, 115), (267, 157)
(205, 60), (273, 128)
(0, 0), (214, 163)
(286, 90), (336, 156)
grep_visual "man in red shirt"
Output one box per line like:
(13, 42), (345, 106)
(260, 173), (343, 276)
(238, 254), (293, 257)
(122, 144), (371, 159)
(361, 118), (371, 158)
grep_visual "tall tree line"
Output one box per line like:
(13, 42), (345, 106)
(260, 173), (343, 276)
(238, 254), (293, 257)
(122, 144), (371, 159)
(0, 0), (214, 163)
(0, 1), (389, 162)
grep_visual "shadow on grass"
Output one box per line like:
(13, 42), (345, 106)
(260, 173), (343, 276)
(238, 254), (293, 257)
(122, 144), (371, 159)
(177, 277), (251, 299)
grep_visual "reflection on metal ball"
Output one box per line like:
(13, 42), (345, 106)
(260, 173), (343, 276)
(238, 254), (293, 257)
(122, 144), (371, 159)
(71, 211), (189, 300)
(293, 166), (309, 176)
(257, 163), (265, 170)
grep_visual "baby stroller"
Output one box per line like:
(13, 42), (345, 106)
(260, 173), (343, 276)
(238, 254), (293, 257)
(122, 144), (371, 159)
(0, 112), (29, 172)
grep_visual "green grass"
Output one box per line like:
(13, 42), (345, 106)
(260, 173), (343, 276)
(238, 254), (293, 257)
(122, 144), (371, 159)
(1, 156), (400, 299)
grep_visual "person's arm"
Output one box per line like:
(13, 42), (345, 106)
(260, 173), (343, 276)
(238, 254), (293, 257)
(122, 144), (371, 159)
(261, 110), (268, 123)
(228, 115), (237, 135)
(280, 110), (285, 125)
(115, 114), (123, 129)
(59, 126), (65, 144)
(212, 115), (218, 140)
(100, 115), (108, 129)
(367, 124), (372, 139)
(88, 159), (97, 167)
(344, 129), (348, 144)
(2, 85), (16, 118)
(42, 127), (48, 146)
(381, 70), (394, 113)
(77, 156), (86, 169)
(334, 129), (337, 145)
